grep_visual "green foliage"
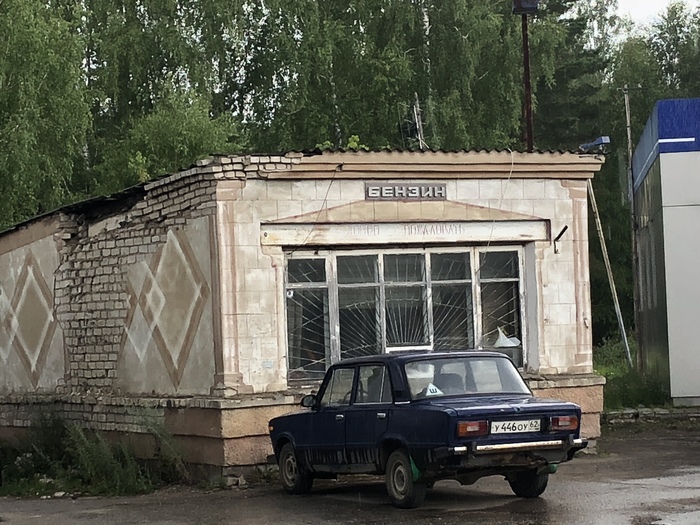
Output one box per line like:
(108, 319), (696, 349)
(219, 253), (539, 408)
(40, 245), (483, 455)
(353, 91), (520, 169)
(0, 0), (90, 229)
(594, 338), (670, 409)
(315, 135), (369, 151)
(137, 408), (190, 485)
(249, 465), (279, 484)
(93, 90), (245, 195)
(0, 414), (187, 497)
(65, 425), (152, 495)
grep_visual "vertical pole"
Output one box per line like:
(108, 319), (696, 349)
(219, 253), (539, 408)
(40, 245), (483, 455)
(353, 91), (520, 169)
(588, 180), (634, 368)
(623, 85), (642, 370)
(522, 14), (534, 152)
(623, 86), (635, 206)
(414, 92), (427, 150)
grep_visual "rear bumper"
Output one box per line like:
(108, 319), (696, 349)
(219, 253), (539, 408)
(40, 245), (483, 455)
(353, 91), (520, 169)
(444, 436), (586, 456)
(473, 437), (587, 454)
(433, 436), (587, 465)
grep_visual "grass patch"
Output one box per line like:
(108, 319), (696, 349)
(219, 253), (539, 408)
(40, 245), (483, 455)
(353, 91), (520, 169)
(0, 414), (187, 497)
(594, 337), (670, 410)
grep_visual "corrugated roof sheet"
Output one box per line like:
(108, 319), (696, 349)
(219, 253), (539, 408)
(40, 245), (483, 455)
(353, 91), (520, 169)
(290, 147), (586, 156)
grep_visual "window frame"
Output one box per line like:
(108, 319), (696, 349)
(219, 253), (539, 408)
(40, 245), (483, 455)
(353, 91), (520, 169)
(285, 246), (527, 382)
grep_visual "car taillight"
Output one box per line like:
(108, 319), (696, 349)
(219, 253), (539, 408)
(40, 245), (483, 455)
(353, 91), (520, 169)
(550, 415), (579, 431)
(457, 420), (489, 437)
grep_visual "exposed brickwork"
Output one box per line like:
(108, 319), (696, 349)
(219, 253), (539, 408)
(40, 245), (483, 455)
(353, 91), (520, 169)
(54, 175), (219, 394)
(0, 396), (164, 434)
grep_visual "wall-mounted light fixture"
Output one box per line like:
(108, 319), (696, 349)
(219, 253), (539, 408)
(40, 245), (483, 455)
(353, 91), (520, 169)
(553, 225), (569, 254)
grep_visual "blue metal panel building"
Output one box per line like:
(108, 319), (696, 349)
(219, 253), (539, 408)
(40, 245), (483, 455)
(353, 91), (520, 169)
(632, 98), (700, 406)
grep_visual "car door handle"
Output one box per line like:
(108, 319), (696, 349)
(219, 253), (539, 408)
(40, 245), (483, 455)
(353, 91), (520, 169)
(335, 414), (345, 421)
(376, 412), (387, 419)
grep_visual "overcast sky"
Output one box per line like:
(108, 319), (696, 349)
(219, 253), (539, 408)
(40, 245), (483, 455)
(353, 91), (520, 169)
(618, 0), (700, 24)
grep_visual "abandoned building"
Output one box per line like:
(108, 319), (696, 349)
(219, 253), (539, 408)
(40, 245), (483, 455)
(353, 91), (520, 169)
(0, 149), (605, 477)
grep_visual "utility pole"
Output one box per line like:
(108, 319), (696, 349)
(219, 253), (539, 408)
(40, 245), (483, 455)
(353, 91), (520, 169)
(622, 84), (642, 370)
(521, 13), (534, 152)
(512, 1), (538, 152)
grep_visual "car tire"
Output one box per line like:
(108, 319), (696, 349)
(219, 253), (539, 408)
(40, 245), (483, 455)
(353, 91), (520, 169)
(279, 442), (313, 494)
(385, 449), (427, 509)
(508, 469), (549, 498)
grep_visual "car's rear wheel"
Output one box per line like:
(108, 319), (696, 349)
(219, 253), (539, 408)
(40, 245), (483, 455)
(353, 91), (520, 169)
(385, 448), (427, 508)
(279, 442), (313, 494)
(508, 469), (549, 498)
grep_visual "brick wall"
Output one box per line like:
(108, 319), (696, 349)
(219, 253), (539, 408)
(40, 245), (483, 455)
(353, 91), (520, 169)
(55, 171), (219, 394)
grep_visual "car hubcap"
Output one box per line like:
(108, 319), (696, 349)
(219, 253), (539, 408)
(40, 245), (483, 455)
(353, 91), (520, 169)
(393, 464), (408, 495)
(284, 454), (298, 482)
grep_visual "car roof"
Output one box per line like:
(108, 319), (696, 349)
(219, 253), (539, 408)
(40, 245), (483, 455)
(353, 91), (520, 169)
(335, 351), (513, 367)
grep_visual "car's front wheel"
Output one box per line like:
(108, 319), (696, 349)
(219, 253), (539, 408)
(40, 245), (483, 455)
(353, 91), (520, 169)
(508, 469), (549, 498)
(385, 448), (427, 508)
(278, 442), (313, 494)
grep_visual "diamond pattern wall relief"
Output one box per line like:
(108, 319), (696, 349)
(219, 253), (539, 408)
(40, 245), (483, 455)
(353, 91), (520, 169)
(122, 230), (210, 388)
(2, 251), (57, 388)
(0, 284), (12, 362)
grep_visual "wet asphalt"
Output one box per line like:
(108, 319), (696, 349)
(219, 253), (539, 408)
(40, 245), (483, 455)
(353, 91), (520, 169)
(1, 422), (700, 525)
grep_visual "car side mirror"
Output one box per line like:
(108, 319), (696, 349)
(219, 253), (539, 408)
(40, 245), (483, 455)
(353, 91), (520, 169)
(300, 394), (317, 408)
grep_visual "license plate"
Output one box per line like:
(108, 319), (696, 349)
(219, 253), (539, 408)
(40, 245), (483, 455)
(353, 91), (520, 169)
(491, 419), (541, 434)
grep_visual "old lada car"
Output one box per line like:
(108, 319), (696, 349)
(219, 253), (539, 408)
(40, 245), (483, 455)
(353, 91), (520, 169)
(268, 351), (587, 508)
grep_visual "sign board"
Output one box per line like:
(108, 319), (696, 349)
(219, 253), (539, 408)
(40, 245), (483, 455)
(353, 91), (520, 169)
(261, 221), (550, 246)
(365, 183), (447, 201)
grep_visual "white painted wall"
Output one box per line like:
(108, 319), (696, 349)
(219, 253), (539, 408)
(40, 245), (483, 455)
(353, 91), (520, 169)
(661, 152), (700, 401)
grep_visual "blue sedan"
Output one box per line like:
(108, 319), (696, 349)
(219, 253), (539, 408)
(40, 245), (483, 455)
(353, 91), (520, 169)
(268, 351), (587, 508)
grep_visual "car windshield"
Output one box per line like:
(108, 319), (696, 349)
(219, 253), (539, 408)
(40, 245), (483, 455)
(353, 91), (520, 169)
(404, 356), (530, 399)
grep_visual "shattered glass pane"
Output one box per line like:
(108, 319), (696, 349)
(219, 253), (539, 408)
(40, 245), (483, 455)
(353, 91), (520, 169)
(338, 255), (378, 284)
(287, 259), (326, 284)
(433, 284), (475, 350)
(384, 254), (425, 282)
(386, 286), (428, 346)
(481, 281), (522, 366)
(479, 252), (519, 280)
(431, 253), (471, 281)
(286, 289), (330, 380)
(339, 286), (381, 359)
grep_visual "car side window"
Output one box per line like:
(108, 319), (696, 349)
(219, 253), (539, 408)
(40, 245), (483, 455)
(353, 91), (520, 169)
(320, 368), (355, 407)
(357, 365), (393, 404)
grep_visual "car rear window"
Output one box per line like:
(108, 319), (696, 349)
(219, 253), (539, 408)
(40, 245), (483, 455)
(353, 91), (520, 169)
(405, 356), (530, 399)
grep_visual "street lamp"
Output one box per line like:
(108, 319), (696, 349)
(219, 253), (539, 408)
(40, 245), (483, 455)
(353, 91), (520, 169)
(512, 0), (539, 15)
(513, 0), (539, 152)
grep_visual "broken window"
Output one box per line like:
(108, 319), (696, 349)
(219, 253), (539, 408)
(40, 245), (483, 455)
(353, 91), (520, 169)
(337, 255), (381, 359)
(285, 248), (524, 382)
(431, 252), (474, 350)
(479, 251), (522, 365)
(384, 254), (428, 348)
(286, 259), (330, 381)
